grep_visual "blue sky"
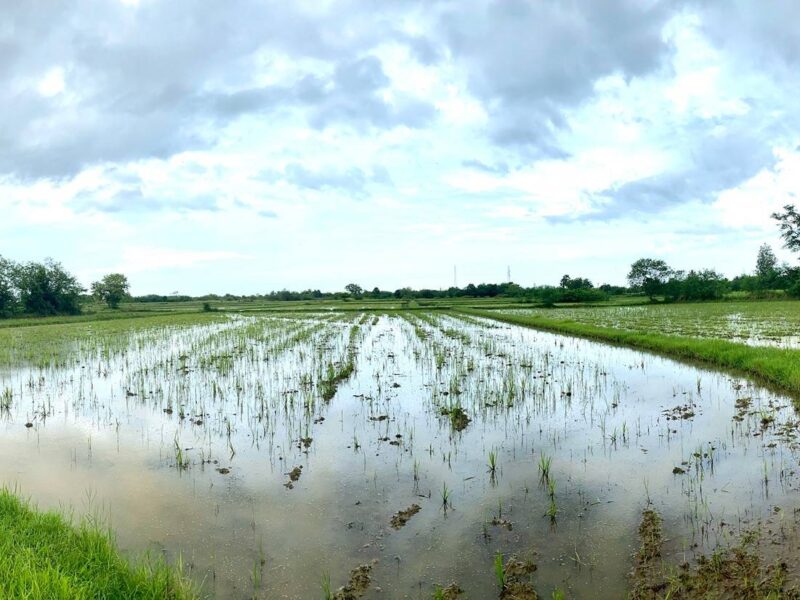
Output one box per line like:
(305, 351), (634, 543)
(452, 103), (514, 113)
(2, 0), (799, 295)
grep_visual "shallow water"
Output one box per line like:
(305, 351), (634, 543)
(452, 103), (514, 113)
(1, 312), (798, 598)
(498, 305), (800, 348)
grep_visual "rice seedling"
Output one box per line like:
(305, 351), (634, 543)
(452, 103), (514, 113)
(174, 435), (188, 471)
(441, 482), (451, 510)
(321, 571), (332, 600)
(546, 497), (558, 521)
(539, 453), (552, 481)
(493, 552), (505, 590)
(0, 387), (11, 412)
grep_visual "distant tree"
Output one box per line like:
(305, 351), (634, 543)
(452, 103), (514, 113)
(91, 273), (130, 308)
(772, 205), (800, 253)
(503, 282), (524, 297)
(627, 258), (673, 300)
(755, 243), (779, 289)
(345, 283), (363, 298)
(599, 283), (628, 295)
(679, 269), (728, 301)
(560, 275), (593, 290)
(0, 256), (18, 318)
(15, 259), (83, 316)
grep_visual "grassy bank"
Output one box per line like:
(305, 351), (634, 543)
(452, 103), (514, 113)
(0, 490), (195, 599)
(463, 309), (800, 397)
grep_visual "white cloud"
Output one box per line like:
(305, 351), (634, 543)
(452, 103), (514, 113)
(2, 2), (799, 292)
(714, 147), (800, 229)
(114, 247), (251, 274)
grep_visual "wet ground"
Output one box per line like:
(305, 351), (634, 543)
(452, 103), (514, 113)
(1, 311), (798, 598)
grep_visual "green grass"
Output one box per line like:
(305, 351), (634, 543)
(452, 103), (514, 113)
(0, 489), (195, 599)
(0, 312), (228, 367)
(464, 308), (800, 397)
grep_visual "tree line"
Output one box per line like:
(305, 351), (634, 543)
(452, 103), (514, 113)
(2, 204), (799, 317)
(0, 256), (129, 318)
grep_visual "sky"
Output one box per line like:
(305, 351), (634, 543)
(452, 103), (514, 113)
(2, 0), (800, 295)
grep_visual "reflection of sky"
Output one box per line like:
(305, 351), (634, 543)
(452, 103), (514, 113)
(0, 314), (797, 598)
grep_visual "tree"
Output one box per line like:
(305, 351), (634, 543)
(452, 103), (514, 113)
(0, 256), (18, 318)
(15, 259), (83, 316)
(91, 273), (130, 308)
(627, 258), (673, 300)
(344, 283), (363, 298)
(560, 274), (593, 290)
(680, 269), (727, 301)
(772, 204), (800, 253)
(754, 244), (779, 290)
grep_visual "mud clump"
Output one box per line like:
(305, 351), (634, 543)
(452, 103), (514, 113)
(732, 397), (753, 422)
(500, 581), (538, 599)
(438, 582), (464, 598)
(629, 508), (672, 599)
(491, 516), (513, 531)
(284, 465), (303, 489)
(333, 560), (377, 599)
(390, 504), (421, 529)
(500, 555), (538, 599)
(663, 403), (696, 420)
(637, 509), (663, 562)
(629, 508), (798, 599)
(441, 406), (471, 431)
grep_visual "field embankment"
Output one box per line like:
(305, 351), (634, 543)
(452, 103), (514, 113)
(0, 489), (195, 599)
(463, 307), (800, 397)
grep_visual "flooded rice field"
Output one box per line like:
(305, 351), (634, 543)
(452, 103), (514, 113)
(497, 301), (800, 348)
(1, 311), (798, 598)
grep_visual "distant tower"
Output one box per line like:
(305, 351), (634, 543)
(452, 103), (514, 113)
(453, 265), (457, 288)
(507, 265), (511, 283)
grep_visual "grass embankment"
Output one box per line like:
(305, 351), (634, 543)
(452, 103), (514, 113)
(0, 490), (195, 599)
(463, 309), (800, 396)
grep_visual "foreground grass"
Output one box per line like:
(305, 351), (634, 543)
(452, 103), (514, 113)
(0, 490), (195, 600)
(464, 309), (800, 396)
